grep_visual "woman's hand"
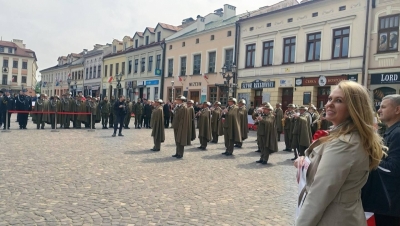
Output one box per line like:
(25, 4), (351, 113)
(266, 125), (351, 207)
(294, 156), (305, 168)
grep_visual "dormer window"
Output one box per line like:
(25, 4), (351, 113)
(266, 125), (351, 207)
(157, 31), (161, 42)
(135, 39), (138, 48)
(146, 36), (149, 45)
(0, 47), (4, 52)
(113, 46), (116, 53)
(124, 42), (127, 50)
(8, 48), (12, 53)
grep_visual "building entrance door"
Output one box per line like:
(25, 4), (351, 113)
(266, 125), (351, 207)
(254, 89), (263, 107)
(139, 87), (144, 99)
(281, 88), (293, 112)
(190, 91), (200, 104)
(109, 85), (113, 99)
(317, 87), (331, 109)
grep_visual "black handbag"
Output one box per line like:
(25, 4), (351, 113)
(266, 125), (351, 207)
(361, 169), (391, 214)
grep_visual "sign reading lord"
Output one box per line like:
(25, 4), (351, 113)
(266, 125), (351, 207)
(371, 73), (400, 84)
(241, 79), (275, 89)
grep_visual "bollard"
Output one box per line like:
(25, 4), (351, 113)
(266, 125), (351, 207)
(87, 112), (95, 132)
(1, 110), (11, 133)
(51, 111), (59, 132)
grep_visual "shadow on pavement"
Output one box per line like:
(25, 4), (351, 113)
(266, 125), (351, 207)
(96, 136), (116, 139)
(201, 154), (236, 160)
(235, 151), (260, 157)
(236, 162), (275, 169)
(124, 150), (157, 155)
(276, 159), (295, 166)
(141, 156), (183, 163)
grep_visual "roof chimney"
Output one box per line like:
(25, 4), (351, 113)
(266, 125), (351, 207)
(223, 4), (236, 20)
(196, 15), (205, 31)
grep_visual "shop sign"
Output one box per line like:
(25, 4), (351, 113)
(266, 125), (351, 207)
(371, 73), (400, 84)
(279, 79), (293, 87)
(189, 82), (202, 86)
(296, 75), (348, 86)
(373, 87), (396, 110)
(145, 80), (159, 86)
(241, 79), (275, 89)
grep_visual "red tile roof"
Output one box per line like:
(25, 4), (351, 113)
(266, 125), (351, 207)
(158, 23), (182, 31)
(146, 27), (155, 33)
(0, 40), (36, 60)
(134, 32), (144, 37)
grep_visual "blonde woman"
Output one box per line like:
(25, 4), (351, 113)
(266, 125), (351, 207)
(295, 81), (384, 225)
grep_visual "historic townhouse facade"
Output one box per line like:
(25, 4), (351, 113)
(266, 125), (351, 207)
(236, 0), (366, 111)
(83, 44), (111, 97)
(0, 39), (37, 96)
(125, 23), (181, 101)
(163, 4), (239, 104)
(367, 0), (400, 109)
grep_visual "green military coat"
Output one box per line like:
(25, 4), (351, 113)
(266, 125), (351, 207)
(188, 106), (196, 141)
(238, 106), (249, 140)
(151, 105), (165, 142)
(198, 107), (211, 141)
(211, 107), (221, 133)
(223, 105), (242, 143)
(275, 108), (284, 133)
(172, 104), (191, 146)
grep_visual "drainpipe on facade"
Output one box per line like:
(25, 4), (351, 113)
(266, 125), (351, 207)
(362, 0), (372, 87)
(233, 22), (241, 98)
(160, 41), (166, 99)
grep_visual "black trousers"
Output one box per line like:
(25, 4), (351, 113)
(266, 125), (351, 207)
(18, 113), (29, 128)
(144, 115), (150, 128)
(375, 214), (400, 226)
(109, 114), (114, 127)
(164, 116), (170, 128)
(114, 115), (124, 134)
(2, 112), (11, 128)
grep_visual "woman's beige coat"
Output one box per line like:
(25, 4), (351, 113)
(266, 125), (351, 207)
(296, 132), (369, 226)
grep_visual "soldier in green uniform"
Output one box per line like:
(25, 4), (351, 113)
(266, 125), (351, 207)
(255, 104), (278, 164)
(87, 96), (98, 129)
(150, 99), (165, 152)
(221, 97), (242, 156)
(48, 96), (58, 129)
(109, 96), (116, 128)
(61, 93), (73, 129)
(133, 98), (143, 129)
(283, 104), (295, 151)
(235, 99), (248, 148)
(187, 100), (196, 141)
(291, 105), (312, 160)
(33, 94), (46, 129)
(124, 98), (133, 129)
(309, 104), (319, 136)
(196, 102), (212, 150)
(77, 96), (88, 128)
(100, 97), (110, 129)
(274, 103), (284, 141)
(172, 95), (191, 158)
(210, 101), (222, 143)
(72, 96), (82, 129)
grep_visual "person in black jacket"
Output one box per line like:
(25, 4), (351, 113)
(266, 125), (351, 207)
(1, 90), (15, 130)
(16, 89), (32, 129)
(143, 100), (152, 128)
(112, 95), (127, 137)
(163, 100), (170, 128)
(363, 94), (400, 226)
(0, 90), (3, 128)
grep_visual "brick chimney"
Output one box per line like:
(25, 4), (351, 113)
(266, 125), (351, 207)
(196, 15), (205, 31)
(223, 4), (236, 20)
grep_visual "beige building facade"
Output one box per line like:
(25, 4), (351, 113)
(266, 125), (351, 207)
(367, 0), (400, 110)
(164, 4), (239, 104)
(0, 39), (37, 96)
(236, 0), (366, 111)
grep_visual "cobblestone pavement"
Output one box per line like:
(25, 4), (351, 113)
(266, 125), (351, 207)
(0, 115), (297, 226)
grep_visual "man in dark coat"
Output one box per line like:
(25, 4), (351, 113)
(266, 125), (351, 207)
(163, 100), (171, 128)
(211, 101), (222, 143)
(172, 95), (191, 158)
(283, 104), (295, 151)
(150, 99), (165, 151)
(221, 97), (242, 156)
(112, 95), (127, 137)
(1, 89), (15, 130)
(100, 97), (110, 129)
(363, 94), (400, 225)
(109, 96), (116, 128)
(0, 90), (3, 128)
(16, 89), (31, 129)
(143, 100), (152, 128)
(197, 102), (212, 150)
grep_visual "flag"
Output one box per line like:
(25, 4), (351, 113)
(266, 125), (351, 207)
(108, 76), (113, 83)
(365, 212), (375, 226)
(203, 74), (208, 80)
(178, 76), (182, 82)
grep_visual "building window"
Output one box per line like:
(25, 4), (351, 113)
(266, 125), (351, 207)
(124, 42), (127, 50)
(93, 66), (96, 78)
(154, 87), (159, 99)
(113, 45), (116, 53)
(12, 75), (17, 83)
(98, 65), (101, 78)
(90, 67), (93, 79)
(141, 58), (145, 72)
(208, 52), (216, 73)
(209, 87), (217, 103)
(156, 54), (161, 69)
(86, 68), (89, 79)
(168, 59), (173, 77)
(21, 76), (27, 84)
(288, 18), (293, 23)
(182, 42), (185, 47)
(339, 6), (346, 11)
(307, 33), (321, 61)
(193, 54), (201, 75)
(110, 64), (113, 77)
(250, 27), (254, 31)
(225, 49), (234, 71)
(21, 62), (27, 69)
(157, 31), (161, 42)
(245, 44), (256, 68)
(312, 12), (318, 17)
(134, 59), (138, 73)
(211, 35), (215, 40)
(8, 48), (12, 53)
(145, 36), (149, 45)
(0, 47), (3, 52)
(3, 59), (8, 67)
(378, 14), (399, 53)
(147, 87), (151, 100)
(196, 38), (199, 44)
(116, 63), (119, 75)
(122, 62), (125, 74)
(105, 65), (108, 77)
(135, 40), (138, 48)
(180, 57), (186, 76)
(283, 37), (296, 64)
(332, 27), (350, 59)
(169, 45), (172, 50)
(262, 41), (274, 66)
(227, 31), (232, 37)
(2, 74), (7, 85)
(13, 60), (18, 68)
(148, 56), (153, 72)
(128, 60), (132, 74)
(267, 23), (271, 27)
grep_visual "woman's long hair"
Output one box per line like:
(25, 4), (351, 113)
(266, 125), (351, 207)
(323, 81), (384, 170)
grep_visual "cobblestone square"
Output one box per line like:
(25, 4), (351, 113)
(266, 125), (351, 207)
(0, 116), (297, 226)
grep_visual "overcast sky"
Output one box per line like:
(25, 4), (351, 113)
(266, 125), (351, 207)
(0, 0), (282, 78)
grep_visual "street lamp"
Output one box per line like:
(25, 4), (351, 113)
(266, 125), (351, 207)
(220, 64), (237, 99)
(171, 76), (175, 101)
(67, 76), (72, 92)
(116, 73), (123, 97)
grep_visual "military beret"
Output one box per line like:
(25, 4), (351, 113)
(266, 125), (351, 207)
(175, 95), (186, 101)
(214, 101), (221, 105)
(228, 97), (237, 103)
(239, 99), (246, 104)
